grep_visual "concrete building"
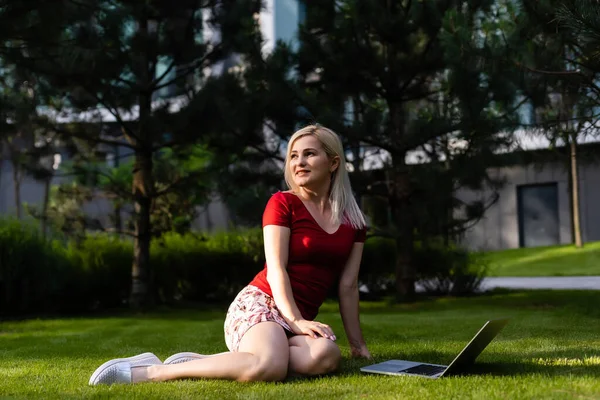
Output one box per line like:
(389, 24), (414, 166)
(457, 144), (600, 251)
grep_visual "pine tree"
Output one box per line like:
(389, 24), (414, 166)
(260, 1), (522, 299)
(510, 0), (600, 248)
(0, 0), (263, 308)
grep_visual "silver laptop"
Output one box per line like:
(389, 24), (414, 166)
(361, 318), (509, 379)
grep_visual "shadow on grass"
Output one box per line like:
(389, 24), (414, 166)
(4, 288), (600, 324)
(336, 350), (600, 379)
(462, 359), (600, 378)
(0, 306), (231, 326)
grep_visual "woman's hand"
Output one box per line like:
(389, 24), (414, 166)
(289, 319), (337, 341)
(351, 345), (373, 360)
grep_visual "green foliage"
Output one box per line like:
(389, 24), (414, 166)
(60, 229), (266, 307)
(152, 229), (264, 303)
(34, 144), (218, 239)
(65, 235), (133, 309)
(361, 195), (391, 230)
(414, 240), (489, 296)
(0, 218), (132, 315)
(1, 0), (267, 308)
(358, 236), (397, 298)
(0, 219), (265, 316)
(149, 146), (215, 234)
(254, 0), (522, 297)
(0, 218), (72, 315)
(95, 145), (216, 235)
(32, 182), (93, 238)
(1, 215), (487, 317)
(359, 236), (488, 297)
(556, 0), (600, 49)
(213, 151), (284, 229)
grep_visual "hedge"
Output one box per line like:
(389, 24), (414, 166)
(0, 218), (486, 316)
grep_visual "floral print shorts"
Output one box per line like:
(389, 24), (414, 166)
(224, 285), (293, 352)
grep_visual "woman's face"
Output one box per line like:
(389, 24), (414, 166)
(289, 135), (338, 189)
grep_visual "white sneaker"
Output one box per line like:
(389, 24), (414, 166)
(89, 352), (162, 385)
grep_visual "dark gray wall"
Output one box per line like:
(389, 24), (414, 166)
(457, 161), (600, 250)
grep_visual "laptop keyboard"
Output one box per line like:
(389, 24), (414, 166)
(400, 364), (446, 376)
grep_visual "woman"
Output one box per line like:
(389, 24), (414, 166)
(89, 124), (371, 385)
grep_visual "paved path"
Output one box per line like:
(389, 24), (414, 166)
(480, 276), (600, 291)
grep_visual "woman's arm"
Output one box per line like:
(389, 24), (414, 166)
(263, 225), (304, 323)
(338, 242), (372, 358)
(264, 225), (335, 339)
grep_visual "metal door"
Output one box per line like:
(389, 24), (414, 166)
(517, 183), (560, 248)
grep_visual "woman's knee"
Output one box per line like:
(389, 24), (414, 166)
(236, 322), (291, 382)
(240, 356), (288, 382)
(295, 338), (341, 375)
(314, 339), (342, 373)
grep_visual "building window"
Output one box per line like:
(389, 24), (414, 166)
(517, 183), (560, 248)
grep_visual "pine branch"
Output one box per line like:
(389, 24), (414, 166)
(556, 0), (600, 43)
(76, 165), (134, 200)
(51, 124), (135, 149)
(153, 171), (209, 198)
(221, 121), (286, 162)
(153, 44), (224, 92)
(151, 60), (177, 88)
(30, 46), (141, 141)
(397, 32), (440, 97)
(91, 92), (140, 141)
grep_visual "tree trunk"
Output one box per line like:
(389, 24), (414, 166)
(443, 156), (452, 246)
(392, 161), (416, 302)
(130, 144), (153, 309)
(388, 96), (415, 301)
(569, 135), (583, 248)
(560, 73), (583, 249)
(0, 146), (3, 210)
(113, 145), (123, 233)
(129, 15), (155, 309)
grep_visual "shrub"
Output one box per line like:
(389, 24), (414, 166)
(152, 229), (264, 303)
(65, 235), (132, 309)
(359, 236), (488, 298)
(2, 219), (487, 315)
(0, 218), (73, 315)
(414, 240), (489, 296)
(359, 236), (396, 298)
(0, 222), (267, 316)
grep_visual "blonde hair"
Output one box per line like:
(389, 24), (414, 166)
(284, 124), (366, 229)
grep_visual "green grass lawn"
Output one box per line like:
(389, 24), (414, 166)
(2, 291), (600, 399)
(484, 240), (600, 277)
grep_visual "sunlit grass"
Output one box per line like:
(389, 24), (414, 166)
(1, 290), (600, 399)
(533, 357), (600, 367)
(483, 240), (600, 276)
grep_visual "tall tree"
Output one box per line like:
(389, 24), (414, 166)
(0, 0), (263, 308)
(555, 0), (600, 246)
(508, 0), (600, 248)
(256, 1), (521, 299)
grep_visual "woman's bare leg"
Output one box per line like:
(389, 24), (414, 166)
(288, 335), (342, 376)
(145, 322), (290, 382)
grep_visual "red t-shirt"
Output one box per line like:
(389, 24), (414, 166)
(248, 191), (367, 321)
